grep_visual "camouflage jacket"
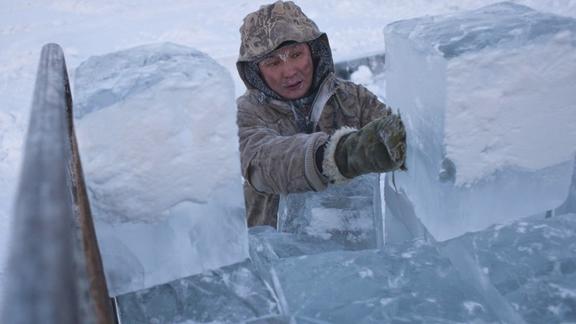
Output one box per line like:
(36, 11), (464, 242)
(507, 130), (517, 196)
(237, 73), (389, 226)
(236, 1), (390, 226)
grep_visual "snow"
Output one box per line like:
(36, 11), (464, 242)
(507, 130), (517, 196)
(2, 0), (576, 316)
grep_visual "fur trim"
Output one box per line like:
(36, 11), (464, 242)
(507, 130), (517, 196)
(322, 127), (357, 184)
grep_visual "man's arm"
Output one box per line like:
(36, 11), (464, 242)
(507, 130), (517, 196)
(237, 98), (329, 195)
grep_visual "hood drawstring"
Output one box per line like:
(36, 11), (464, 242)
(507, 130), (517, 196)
(290, 95), (315, 133)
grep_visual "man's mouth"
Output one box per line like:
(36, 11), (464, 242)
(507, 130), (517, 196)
(284, 80), (302, 91)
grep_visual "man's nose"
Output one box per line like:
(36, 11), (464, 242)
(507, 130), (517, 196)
(281, 62), (298, 78)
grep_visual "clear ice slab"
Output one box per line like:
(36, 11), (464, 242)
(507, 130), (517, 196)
(384, 2), (576, 240)
(277, 174), (383, 251)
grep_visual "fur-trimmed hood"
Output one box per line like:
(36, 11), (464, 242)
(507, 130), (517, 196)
(236, 1), (334, 100)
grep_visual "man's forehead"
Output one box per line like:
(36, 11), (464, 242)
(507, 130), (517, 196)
(263, 42), (308, 59)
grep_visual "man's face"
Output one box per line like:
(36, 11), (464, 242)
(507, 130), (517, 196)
(258, 43), (314, 100)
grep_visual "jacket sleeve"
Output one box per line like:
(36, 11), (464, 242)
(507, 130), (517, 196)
(354, 83), (392, 127)
(237, 98), (329, 195)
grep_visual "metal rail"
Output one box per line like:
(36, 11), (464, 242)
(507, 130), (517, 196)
(1, 43), (115, 324)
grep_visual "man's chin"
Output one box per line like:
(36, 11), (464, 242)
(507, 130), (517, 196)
(280, 84), (310, 100)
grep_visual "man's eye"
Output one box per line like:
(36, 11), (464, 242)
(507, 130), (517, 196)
(263, 59), (280, 68)
(291, 51), (302, 59)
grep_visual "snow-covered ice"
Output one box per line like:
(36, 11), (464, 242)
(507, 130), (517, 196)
(385, 2), (576, 241)
(74, 43), (248, 296)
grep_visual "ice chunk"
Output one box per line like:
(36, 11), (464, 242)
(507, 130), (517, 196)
(277, 174), (383, 251)
(249, 226), (349, 261)
(383, 176), (433, 244)
(273, 243), (497, 323)
(447, 212), (576, 323)
(74, 43), (248, 296)
(247, 225), (352, 311)
(116, 260), (280, 324)
(385, 3), (576, 240)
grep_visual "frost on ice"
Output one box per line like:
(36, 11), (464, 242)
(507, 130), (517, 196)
(74, 43), (248, 296)
(385, 2), (576, 241)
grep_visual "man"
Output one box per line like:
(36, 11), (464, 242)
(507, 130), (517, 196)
(236, 0), (406, 227)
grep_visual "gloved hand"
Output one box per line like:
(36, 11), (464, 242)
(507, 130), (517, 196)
(334, 113), (406, 179)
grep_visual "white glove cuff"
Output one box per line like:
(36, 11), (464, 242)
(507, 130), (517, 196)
(322, 126), (357, 184)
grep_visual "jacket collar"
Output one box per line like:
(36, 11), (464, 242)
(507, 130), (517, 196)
(256, 73), (340, 116)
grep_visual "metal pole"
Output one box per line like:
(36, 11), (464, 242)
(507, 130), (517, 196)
(1, 43), (115, 324)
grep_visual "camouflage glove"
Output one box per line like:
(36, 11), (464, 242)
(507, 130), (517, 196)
(333, 113), (406, 179)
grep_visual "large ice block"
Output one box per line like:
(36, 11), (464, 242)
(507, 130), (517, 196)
(385, 3), (576, 240)
(74, 43), (248, 296)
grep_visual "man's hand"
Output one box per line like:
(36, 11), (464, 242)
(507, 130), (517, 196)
(377, 113), (407, 171)
(333, 113), (406, 179)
